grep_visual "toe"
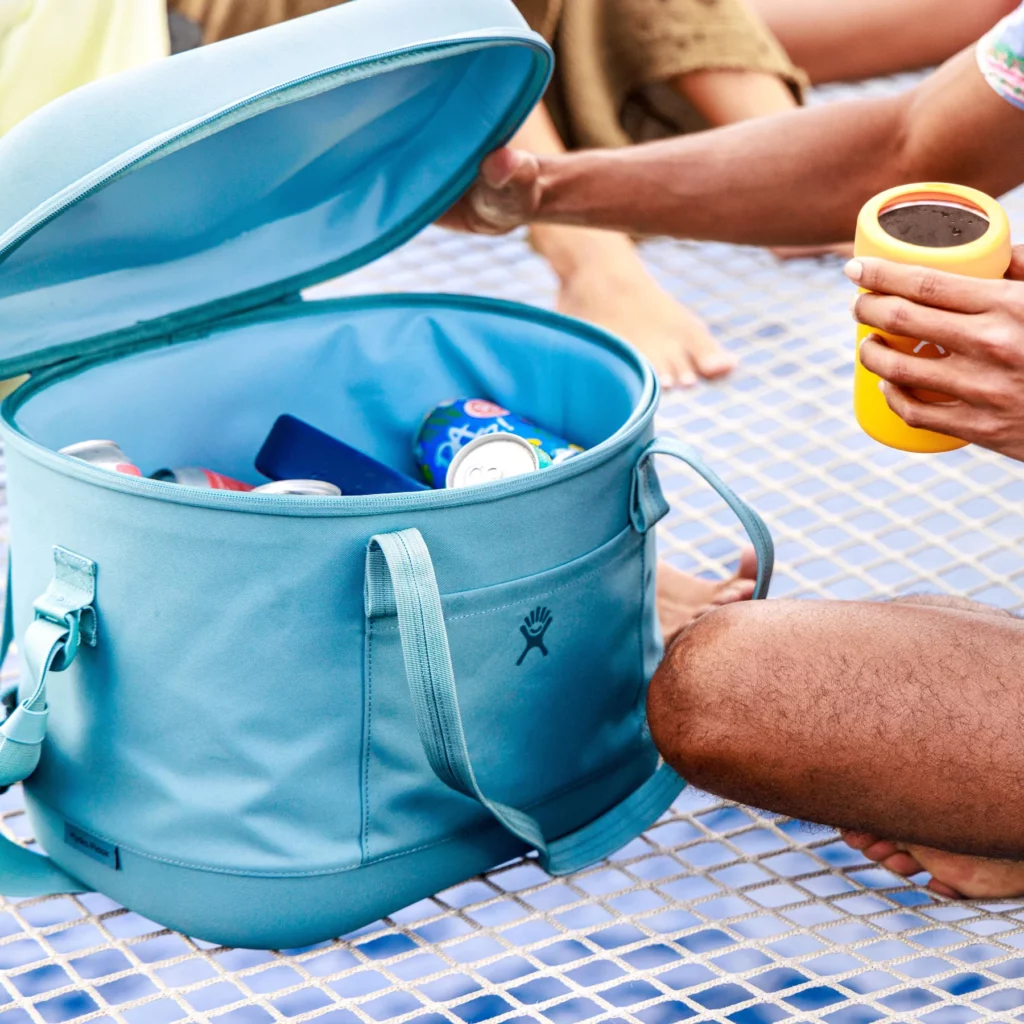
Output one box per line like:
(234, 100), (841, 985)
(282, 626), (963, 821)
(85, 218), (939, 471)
(667, 353), (697, 390)
(879, 851), (925, 877)
(841, 831), (877, 851)
(927, 878), (964, 899)
(711, 579), (756, 607)
(691, 344), (738, 380)
(737, 546), (759, 582)
(677, 314), (736, 380)
(863, 840), (903, 863)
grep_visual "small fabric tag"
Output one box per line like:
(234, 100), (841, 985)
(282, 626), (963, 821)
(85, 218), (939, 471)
(64, 823), (120, 870)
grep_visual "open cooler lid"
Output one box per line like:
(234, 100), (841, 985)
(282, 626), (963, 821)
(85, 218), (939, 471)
(0, 0), (551, 378)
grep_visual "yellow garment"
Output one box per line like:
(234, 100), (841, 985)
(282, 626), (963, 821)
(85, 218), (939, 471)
(0, 0), (169, 135)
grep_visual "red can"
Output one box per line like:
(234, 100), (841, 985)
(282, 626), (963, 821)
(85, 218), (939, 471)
(152, 467), (254, 491)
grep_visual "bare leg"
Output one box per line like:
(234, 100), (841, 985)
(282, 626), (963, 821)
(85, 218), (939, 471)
(515, 105), (735, 386)
(647, 595), (1024, 895)
(838, 594), (1024, 898)
(674, 68), (797, 126)
(750, 0), (1018, 84)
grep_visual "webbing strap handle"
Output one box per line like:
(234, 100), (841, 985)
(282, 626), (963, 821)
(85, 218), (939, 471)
(0, 550), (91, 896)
(631, 437), (775, 600)
(366, 528), (685, 877)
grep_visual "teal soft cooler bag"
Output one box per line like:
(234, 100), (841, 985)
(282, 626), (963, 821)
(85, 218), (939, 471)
(0, 0), (773, 948)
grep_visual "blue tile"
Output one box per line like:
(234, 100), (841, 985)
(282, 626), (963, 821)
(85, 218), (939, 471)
(357, 934), (418, 960)
(565, 961), (626, 988)
(879, 987), (941, 1011)
(271, 989), (333, 1018)
(784, 987), (847, 1011)
(749, 968), (809, 993)
(477, 957), (536, 985)
(676, 930), (735, 954)
(634, 1001), (697, 1024)
(622, 945), (681, 971)
(541, 997), (602, 1023)
(821, 1008), (885, 1024)
(691, 984), (751, 1010)
(935, 973), (992, 996)
(658, 964), (718, 991)
(35, 992), (101, 1024)
(588, 925), (647, 950)
(596, 981), (662, 1008)
(453, 995), (514, 1023)
(729, 1006), (791, 1024)
(534, 941), (591, 967)
(508, 978), (570, 1005)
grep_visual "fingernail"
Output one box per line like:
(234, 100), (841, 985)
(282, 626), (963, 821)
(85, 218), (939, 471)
(845, 259), (863, 281)
(848, 294), (859, 317)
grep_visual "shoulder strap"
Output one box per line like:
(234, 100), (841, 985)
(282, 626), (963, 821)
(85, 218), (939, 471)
(0, 555), (86, 897)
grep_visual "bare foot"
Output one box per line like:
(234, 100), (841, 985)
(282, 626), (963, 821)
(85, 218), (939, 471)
(770, 242), (855, 260)
(842, 831), (1024, 899)
(557, 257), (737, 389)
(657, 547), (759, 647)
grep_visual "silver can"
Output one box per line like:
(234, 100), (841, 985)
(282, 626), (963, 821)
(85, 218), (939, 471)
(59, 440), (142, 477)
(252, 479), (342, 497)
(445, 433), (540, 489)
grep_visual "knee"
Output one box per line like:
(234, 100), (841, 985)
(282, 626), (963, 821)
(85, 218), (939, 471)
(647, 601), (762, 793)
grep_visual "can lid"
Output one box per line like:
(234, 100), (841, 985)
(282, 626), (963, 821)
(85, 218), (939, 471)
(446, 433), (540, 489)
(58, 440), (122, 459)
(253, 479), (342, 496)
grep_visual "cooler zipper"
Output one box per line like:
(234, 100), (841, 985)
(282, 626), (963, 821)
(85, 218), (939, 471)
(3, 292), (658, 517)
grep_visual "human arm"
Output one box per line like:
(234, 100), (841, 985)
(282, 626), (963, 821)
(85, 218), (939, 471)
(453, 50), (1024, 246)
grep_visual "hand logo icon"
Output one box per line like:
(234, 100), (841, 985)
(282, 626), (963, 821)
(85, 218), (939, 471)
(516, 607), (553, 666)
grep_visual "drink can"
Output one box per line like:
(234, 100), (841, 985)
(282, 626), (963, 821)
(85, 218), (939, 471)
(252, 480), (342, 497)
(446, 433), (545, 489)
(59, 440), (142, 477)
(415, 399), (582, 488)
(152, 467), (254, 491)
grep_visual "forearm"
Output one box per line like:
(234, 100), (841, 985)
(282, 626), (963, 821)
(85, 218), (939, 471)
(513, 100), (641, 278)
(529, 51), (1024, 246)
(532, 98), (903, 245)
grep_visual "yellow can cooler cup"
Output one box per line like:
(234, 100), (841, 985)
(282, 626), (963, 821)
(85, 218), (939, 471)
(853, 182), (1012, 453)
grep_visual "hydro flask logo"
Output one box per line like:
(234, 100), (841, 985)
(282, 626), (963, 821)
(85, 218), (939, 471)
(517, 607), (552, 666)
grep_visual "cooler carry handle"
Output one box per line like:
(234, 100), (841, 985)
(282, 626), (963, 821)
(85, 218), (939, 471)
(631, 436), (774, 600)
(368, 443), (772, 875)
(366, 528), (686, 876)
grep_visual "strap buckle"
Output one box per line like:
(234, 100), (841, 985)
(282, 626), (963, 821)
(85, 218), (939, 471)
(31, 547), (97, 671)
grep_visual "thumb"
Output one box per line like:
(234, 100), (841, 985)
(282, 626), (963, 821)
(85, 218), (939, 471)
(468, 147), (542, 233)
(480, 147), (536, 189)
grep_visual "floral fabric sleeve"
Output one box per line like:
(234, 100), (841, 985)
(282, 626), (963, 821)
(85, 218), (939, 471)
(978, 4), (1024, 111)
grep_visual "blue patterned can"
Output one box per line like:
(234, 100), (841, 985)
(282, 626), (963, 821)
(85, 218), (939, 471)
(415, 398), (583, 488)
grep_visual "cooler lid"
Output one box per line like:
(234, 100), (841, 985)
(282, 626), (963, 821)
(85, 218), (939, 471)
(0, 0), (551, 378)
